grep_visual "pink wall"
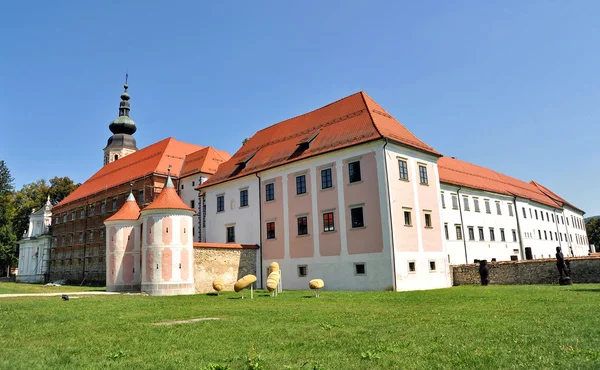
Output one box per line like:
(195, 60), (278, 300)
(146, 249), (154, 282)
(343, 152), (384, 254)
(288, 171), (314, 258)
(146, 217), (155, 245)
(163, 217), (173, 245)
(390, 160), (419, 253)
(109, 254), (117, 284)
(317, 163), (341, 256)
(180, 217), (189, 245)
(417, 163), (443, 252)
(122, 254), (134, 283)
(180, 249), (189, 280)
(162, 248), (172, 281)
(109, 227), (117, 252)
(262, 177), (284, 260)
(125, 227), (135, 252)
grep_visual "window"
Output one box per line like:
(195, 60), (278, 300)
(296, 175), (307, 195)
(560, 233), (563, 241)
(496, 202), (502, 215)
(114, 154), (118, 161)
(561, 216), (564, 224)
(112, 198), (117, 210)
(89, 231), (94, 241)
(566, 217), (569, 226)
(321, 168), (333, 189)
(538, 230), (541, 239)
(500, 228), (505, 242)
(408, 261), (416, 273)
(348, 161), (362, 183)
(512, 230), (517, 242)
(479, 227), (485, 241)
(508, 204), (514, 216)
(355, 263), (366, 275)
(424, 213), (432, 228)
(550, 232), (553, 241)
(541, 212), (544, 221)
(535, 210), (538, 219)
(190, 200), (195, 209)
(62, 213), (67, 222)
(297, 216), (308, 235)
(55, 217), (59, 224)
(555, 232), (558, 240)
(552, 214), (554, 223)
(546, 212), (549, 222)
(298, 265), (307, 277)
(398, 160), (409, 180)
(89, 204), (95, 216)
(79, 232), (83, 243)
(192, 181), (195, 187)
(323, 212), (335, 232)
(79, 209), (84, 218)
(463, 197), (470, 211)
(404, 210), (412, 226)
(351, 207), (364, 228)
(71, 211), (75, 220)
(544, 231), (547, 240)
(441, 193), (446, 208)
(101, 202), (106, 214)
(489, 228), (495, 241)
(468, 227), (475, 241)
(474, 198), (480, 212)
(529, 209), (532, 218)
(456, 225), (463, 240)
(419, 165), (428, 185)
(444, 224), (449, 240)
(265, 183), (275, 201)
(240, 189), (248, 207)
(181, 184), (184, 190)
(217, 196), (224, 212)
(429, 261), (436, 272)
(138, 190), (144, 204)
(485, 200), (491, 213)
(451, 194), (458, 209)
(100, 230), (104, 240)
(226, 226), (235, 243)
(522, 207), (527, 218)
(266, 222), (275, 239)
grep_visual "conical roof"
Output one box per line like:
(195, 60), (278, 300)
(105, 192), (141, 222)
(143, 172), (195, 213)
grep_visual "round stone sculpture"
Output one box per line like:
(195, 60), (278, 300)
(212, 278), (224, 292)
(268, 262), (280, 275)
(234, 274), (257, 293)
(266, 271), (280, 292)
(309, 279), (324, 290)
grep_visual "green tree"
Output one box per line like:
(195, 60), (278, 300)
(242, 138), (250, 146)
(0, 160), (17, 275)
(586, 218), (600, 252)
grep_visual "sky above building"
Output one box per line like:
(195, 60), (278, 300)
(0, 1), (599, 215)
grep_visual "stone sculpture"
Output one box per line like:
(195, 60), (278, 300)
(267, 271), (280, 295)
(309, 279), (324, 297)
(212, 278), (224, 295)
(478, 260), (489, 286)
(234, 274), (257, 298)
(556, 247), (572, 285)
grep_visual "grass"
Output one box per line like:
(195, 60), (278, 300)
(0, 282), (105, 294)
(1, 284), (600, 369)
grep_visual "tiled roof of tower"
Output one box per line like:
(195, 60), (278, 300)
(56, 137), (223, 209)
(438, 157), (567, 209)
(105, 193), (141, 222)
(142, 176), (195, 213)
(180, 147), (231, 178)
(199, 91), (439, 188)
(530, 181), (583, 213)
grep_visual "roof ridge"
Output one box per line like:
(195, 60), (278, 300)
(360, 91), (382, 138)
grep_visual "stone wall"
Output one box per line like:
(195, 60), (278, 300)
(451, 256), (600, 285)
(193, 247), (257, 293)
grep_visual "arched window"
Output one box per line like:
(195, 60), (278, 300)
(114, 154), (119, 161)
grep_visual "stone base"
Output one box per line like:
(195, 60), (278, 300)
(142, 282), (195, 296)
(559, 277), (572, 285)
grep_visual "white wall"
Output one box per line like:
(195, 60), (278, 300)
(179, 174), (208, 242)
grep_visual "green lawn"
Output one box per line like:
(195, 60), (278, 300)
(1, 284), (600, 369)
(0, 282), (105, 294)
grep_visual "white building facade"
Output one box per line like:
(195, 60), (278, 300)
(17, 197), (53, 283)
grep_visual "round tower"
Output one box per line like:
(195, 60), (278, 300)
(141, 169), (195, 296)
(104, 190), (142, 292)
(104, 74), (138, 166)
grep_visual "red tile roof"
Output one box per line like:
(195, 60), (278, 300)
(438, 157), (577, 209)
(143, 179), (195, 213)
(180, 147), (230, 178)
(193, 242), (259, 249)
(55, 137), (228, 209)
(105, 194), (140, 222)
(199, 91), (439, 188)
(530, 181), (583, 213)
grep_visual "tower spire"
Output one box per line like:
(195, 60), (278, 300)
(104, 73), (139, 166)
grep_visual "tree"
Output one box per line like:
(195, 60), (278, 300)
(586, 218), (600, 252)
(242, 138), (250, 146)
(0, 160), (17, 275)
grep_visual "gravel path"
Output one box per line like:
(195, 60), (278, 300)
(0, 291), (120, 298)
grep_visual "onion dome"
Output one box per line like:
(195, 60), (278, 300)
(105, 191), (141, 222)
(109, 74), (136, 136)
(143, 168), (195, 213)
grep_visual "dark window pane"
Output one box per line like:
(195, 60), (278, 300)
(265, 183), (275, 201)
(351, 207), (364, 228)
(321, 168), (333, 189)
(349, 161), (361, 183)
(323, 212), (335, 232)
(296, 175), (306, 195)
(419, 165), (428, 185)
(297, 216), (308, 235)
(399, 160), (409, 180)
(266, 222), (275, 239)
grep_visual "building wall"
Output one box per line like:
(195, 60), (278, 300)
(193, 246), (257, 293)
(179, 174), (209, 242)
(385, 143), (451, 291)
(451, 256), (600, 285)
(105, 222), (142, 292)
(16, 237), (52, 283)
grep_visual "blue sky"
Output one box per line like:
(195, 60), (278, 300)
(1, 1), (599, 215)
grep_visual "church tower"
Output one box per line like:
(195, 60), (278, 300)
(103, 75), (138, 165)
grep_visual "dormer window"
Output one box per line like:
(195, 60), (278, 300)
(297, 129), (320, 150)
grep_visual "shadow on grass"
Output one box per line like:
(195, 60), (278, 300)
(206, 293), (219, 297)
(568, 289), (600, 293)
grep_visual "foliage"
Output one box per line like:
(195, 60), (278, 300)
(1, 286), (600, 369)
(242, 138), (250, 146)
(0, 161), (17, 271)
(586, 218), (600, 251)
(203, 364), (231, 370)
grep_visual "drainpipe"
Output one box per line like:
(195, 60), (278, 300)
(456, 187), (468, 263)
(382, 138), (397, 291)
(513, 196), (526, 260)
(552, 208), (563, 251)
(255, 173), (264, 289)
